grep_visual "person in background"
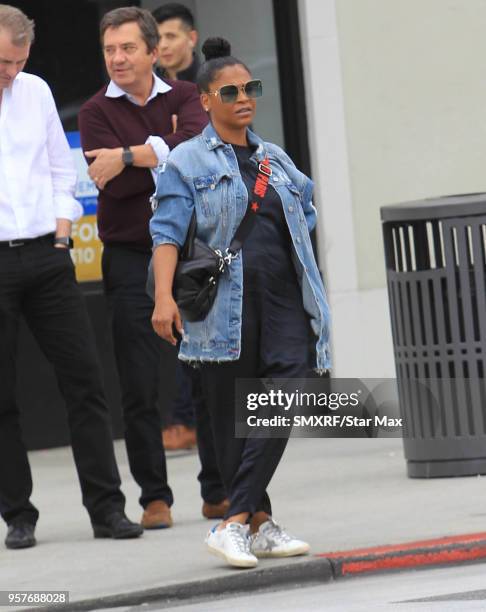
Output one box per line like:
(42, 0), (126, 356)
(152, 3), (228, 522)
(0, 4), (142, 549)
(153, 2), (199, 83)
(78, 7), (207, 530)
(150, 38), (331, 568)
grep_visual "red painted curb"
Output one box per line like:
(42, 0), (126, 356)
(316, 532), (486, 577)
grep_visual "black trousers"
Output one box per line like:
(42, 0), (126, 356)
(170, 361), (225, 503)
(171, 362), (196, 427)
(102, 245), (174, 508)
(103, 245), (226, 506)
(0, 238), (125, 526)
(200, 272), (310, 519)
(176, 363), (226, 504)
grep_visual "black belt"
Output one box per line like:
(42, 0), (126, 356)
(0, 233), (54, 249)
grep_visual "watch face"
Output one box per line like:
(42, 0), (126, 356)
(123, 148), (134, 166)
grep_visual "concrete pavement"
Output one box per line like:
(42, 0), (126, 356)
(2, 438), (486, 610)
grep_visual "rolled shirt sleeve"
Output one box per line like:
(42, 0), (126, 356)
(46, 89), (83, 222)
(145, 135), (170, 184)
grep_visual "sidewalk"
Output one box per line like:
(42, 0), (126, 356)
(2, 438), (486, 609)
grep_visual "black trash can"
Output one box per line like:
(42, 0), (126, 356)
(381, 193), (486, 477)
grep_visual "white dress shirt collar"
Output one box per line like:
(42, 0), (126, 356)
(105, 74), (172, 106)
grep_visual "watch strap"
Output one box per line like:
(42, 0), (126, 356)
(53, 236), (74, 249)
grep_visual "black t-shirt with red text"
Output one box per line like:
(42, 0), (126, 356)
(232, 144), (298, 289)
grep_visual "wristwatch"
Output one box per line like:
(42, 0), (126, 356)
(122, 146), (134, 167)
(53, 236), (74, 249)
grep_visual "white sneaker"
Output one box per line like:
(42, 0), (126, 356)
(206, 522), (258, 568)
(249, 518), (310, 558)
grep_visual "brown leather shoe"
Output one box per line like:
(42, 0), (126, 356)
(202, 498), (230, 519)
(162, 424), (197, 451)
(141, 500), (173, 529)
(162, 425), (177, 449)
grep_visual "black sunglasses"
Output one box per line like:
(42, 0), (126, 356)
(208, 79), (263, 104)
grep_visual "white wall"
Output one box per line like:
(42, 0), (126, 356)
(299, 0), (486, 378)
(298, 0), (395, 377)
(336, 0), (486, 291)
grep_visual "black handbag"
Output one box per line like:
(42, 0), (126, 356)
(172, 212), (228, 322)
(147, 157), (272, 322)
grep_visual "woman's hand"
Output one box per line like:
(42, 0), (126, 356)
(150, 244), (181, 344)
(152, 294), (183, 346)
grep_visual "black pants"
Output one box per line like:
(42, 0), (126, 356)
(103, 245), (225, 506)
(172, 362), (196, 427)
(0, 239), (125, 526)
(176, 363), (226, 504)
(102, 245), (173, 508)
(200, 273), (310, 519)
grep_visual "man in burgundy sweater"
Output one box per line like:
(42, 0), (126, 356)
(78, 7), (208, 529)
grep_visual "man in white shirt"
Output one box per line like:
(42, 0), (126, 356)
(0, 4), (142, 549)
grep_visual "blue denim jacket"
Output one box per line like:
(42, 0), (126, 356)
(150, 123), (331, 371)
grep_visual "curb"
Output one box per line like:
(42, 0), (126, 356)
(319, 531), (486, 576)
(27, 532), (486, 612)
(33, 558), (333, 612)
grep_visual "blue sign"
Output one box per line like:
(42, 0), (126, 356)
(66, 131), (98, 216)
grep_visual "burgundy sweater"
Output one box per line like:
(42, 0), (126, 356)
(78, 80), (208, 250)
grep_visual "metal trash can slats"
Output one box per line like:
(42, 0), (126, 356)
(381, 194), (486, 476)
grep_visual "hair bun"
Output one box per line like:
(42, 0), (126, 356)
(202, 37), (231, 61)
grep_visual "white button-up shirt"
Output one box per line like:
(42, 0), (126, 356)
(105, 74), (172, 181)
(0, 72), (82, 241)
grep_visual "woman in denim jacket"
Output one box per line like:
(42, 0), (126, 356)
(150, 38), (331, 568)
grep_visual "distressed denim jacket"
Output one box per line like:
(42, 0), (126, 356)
(150, 123), (331, 371)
